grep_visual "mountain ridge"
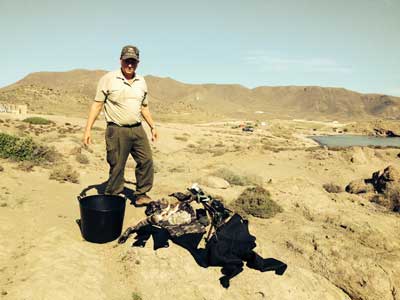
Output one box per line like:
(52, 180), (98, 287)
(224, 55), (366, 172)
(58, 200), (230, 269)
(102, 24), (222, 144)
(1, 69), (399, 121)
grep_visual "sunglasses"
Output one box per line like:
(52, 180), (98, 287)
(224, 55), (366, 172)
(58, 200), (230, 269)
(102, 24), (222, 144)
(123, 59), (138, 65)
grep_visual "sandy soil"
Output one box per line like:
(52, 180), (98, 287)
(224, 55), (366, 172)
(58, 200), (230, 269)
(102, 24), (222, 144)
(1, 113), (400, 300)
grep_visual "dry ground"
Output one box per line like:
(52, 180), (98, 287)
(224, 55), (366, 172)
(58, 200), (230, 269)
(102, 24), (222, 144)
(1, 113), (400, 300)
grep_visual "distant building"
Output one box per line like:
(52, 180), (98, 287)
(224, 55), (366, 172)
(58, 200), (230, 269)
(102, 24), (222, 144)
(0, 103), (28, 115)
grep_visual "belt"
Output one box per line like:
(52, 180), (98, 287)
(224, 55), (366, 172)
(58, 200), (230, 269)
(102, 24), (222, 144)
(107, 122), (141, 128)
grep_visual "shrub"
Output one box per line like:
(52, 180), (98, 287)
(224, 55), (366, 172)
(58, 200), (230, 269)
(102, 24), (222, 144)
(131, 292), (142, 300)
(16, 161), (35, 172)
(168, 165), (186, 173)
(323, 183), (344, 193)
(70, 146), (82, 155)
(0, 132), (59, 163)
(49, 164), (79, 183)
(174, 136), (189, 142)
(76, 153), (89, 164)
(192, 147), (209, 154)
(211, 149), (225, 157)
(212, 168), (262, 186)
(231, 186), (283, 219)
(23, 117), (52, 125)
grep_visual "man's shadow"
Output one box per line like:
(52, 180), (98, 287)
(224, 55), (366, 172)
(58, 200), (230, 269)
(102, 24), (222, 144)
(78, 180), (138, 204)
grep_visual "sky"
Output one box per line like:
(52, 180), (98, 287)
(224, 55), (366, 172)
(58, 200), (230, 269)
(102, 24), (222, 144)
(1, 0), (399, 96)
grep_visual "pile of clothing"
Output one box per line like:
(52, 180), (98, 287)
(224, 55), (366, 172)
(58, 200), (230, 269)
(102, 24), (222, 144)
(118, 190), (287, 288)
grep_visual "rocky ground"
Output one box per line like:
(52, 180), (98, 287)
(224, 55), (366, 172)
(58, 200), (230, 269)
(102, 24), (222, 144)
(1, 113), (400, 300)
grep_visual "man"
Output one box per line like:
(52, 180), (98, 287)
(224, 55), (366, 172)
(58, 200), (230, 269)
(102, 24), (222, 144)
(83, 45), (157, 205)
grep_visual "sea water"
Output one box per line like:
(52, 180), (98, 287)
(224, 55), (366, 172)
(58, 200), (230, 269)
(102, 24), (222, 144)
(309, 135), (400, 148)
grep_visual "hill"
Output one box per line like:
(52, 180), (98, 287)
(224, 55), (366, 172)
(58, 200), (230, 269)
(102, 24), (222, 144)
(1, 69), (399, 121)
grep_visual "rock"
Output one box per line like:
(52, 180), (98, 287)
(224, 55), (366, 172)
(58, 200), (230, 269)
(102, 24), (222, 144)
(347, 165), (400, 211)
(349, 147), (368, 164)
(198, 176), (230, 189)
(345, 179), (375, 194)
(381, 165), (400, 182)
(372, 120), (400, 137)
(382, 183), (400, 211)
(370, 165), (400, 193)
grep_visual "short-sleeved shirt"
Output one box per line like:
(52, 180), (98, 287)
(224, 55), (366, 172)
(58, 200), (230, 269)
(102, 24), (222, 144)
(94, 69), (148, 126)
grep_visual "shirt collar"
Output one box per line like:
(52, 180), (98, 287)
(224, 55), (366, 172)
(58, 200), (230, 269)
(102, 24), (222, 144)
(116, 69), (140, 83)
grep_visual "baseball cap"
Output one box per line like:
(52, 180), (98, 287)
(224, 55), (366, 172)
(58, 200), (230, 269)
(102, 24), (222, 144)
(120, 45), (140, 61)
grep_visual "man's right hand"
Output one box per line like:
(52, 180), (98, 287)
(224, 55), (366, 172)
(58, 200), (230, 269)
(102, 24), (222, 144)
(83, 131), (92, 146)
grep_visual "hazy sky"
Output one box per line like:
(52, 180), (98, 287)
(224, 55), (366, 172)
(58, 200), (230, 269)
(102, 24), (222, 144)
(1, 0), (399, 95)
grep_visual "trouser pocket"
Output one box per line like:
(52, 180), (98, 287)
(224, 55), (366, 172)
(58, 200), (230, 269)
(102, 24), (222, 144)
(105, 126), (118, 167)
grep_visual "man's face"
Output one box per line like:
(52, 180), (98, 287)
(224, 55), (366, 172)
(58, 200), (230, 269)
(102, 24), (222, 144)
(120, 58), (139, 77)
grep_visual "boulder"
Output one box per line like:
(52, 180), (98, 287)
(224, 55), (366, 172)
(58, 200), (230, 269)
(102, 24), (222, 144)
(347, 165), (400, 211)
(370, 165), (400, 193)
(372, 119), (400, 137)
(381, 165), (400, 182)
(198, 176), (230, 189)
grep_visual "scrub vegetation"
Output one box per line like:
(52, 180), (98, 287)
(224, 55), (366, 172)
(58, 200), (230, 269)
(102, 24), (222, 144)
(23, 117), (53, 125)
(49, 164), (80, 184)
(231, 186), (283, 219)
(212, 168), (263, 186)
(323, 183), (344, 193)
(75, 153), (89, 164)
(0, 132), (59, 163)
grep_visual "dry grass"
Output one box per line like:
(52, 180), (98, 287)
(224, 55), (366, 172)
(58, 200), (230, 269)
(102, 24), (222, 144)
(16, 161), (35, 172)
(210, 149), (225, 157)
(75, 153), (89, 164)
(212, 168), (263, 186)
(231, 186), (283, 219)
(174, 135), (189, 142)
(189, 146), (209, 155)
(323, 183), (344, 193)
(70, 146), (82, 155)
(49, 164), (79, 183)
(168, 165), (186, 173)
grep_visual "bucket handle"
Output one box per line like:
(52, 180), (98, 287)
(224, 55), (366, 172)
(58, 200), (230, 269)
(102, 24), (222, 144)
(77, 191), (87, 202)
(77, 192), (128, 202)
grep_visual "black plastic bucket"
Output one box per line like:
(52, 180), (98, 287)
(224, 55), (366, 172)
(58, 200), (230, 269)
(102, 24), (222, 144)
(78, 194), (126, 243)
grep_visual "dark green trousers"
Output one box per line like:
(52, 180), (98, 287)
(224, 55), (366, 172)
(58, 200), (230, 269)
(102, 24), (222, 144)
(104, 124), (154, 196)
